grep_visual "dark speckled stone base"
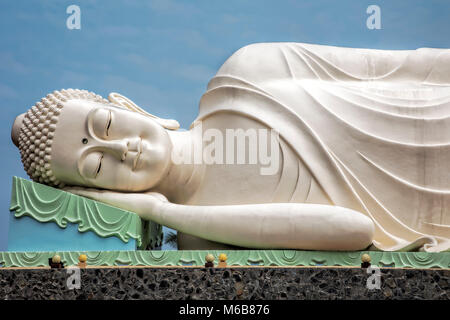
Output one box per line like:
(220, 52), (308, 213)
(0, 267), (448, 300)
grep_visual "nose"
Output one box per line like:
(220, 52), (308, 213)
(95, 139), (129, 161)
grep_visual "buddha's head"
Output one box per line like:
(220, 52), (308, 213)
(11, 89), (179, 192)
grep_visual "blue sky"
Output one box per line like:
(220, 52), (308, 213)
(1, 0), (450, 250)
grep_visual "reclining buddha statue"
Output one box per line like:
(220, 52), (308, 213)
(11, 42), (450, 252)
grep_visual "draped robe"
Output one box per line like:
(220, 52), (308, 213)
(195, 42), (450, 252)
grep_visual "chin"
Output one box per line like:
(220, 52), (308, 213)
(127, 173), (164, 192)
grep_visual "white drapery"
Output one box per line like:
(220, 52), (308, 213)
(195, 43), (450, 252)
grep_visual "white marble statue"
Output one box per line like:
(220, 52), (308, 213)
(11, 43), (450, 252)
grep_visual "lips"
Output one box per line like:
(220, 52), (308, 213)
(132, 138), (142, 170)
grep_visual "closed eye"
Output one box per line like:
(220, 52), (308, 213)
(106, 111), (112, 136)
(95, 154), (103, 178)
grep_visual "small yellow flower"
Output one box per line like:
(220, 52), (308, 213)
(219, 253), (228, 262)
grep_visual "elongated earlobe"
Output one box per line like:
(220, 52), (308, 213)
(11, 113), (25, 147)
(108, 92), (180, 130)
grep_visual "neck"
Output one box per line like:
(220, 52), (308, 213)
(152, 129), (203, 204)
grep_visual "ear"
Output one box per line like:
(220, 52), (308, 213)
(108, 92), (180, 130)
(11, 113), (26, 147)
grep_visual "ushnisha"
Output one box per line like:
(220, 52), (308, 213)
(11, 43), (450, 252)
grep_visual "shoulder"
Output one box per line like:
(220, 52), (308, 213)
(216, 42), (297, 80)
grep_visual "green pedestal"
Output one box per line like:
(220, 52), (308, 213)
(7, 177), (163, 252)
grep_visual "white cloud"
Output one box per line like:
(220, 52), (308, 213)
(0, 83), (19, 99)
(121, 53), (155, 70)
(119, 53), (215, 83)
(175, 63), (215, 82)
(97, 25), (142, 37)
(0, 52), (28, 74)
(145, 27), (226, 58)
(59, 70), (90, 86)
(147, 0), (200, 15)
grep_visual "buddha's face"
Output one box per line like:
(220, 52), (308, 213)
(50, 99), (172, 191)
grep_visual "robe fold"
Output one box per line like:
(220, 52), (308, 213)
(195, 42), (450, 252)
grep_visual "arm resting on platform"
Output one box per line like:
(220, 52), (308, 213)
(64, 187), (374, 251)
